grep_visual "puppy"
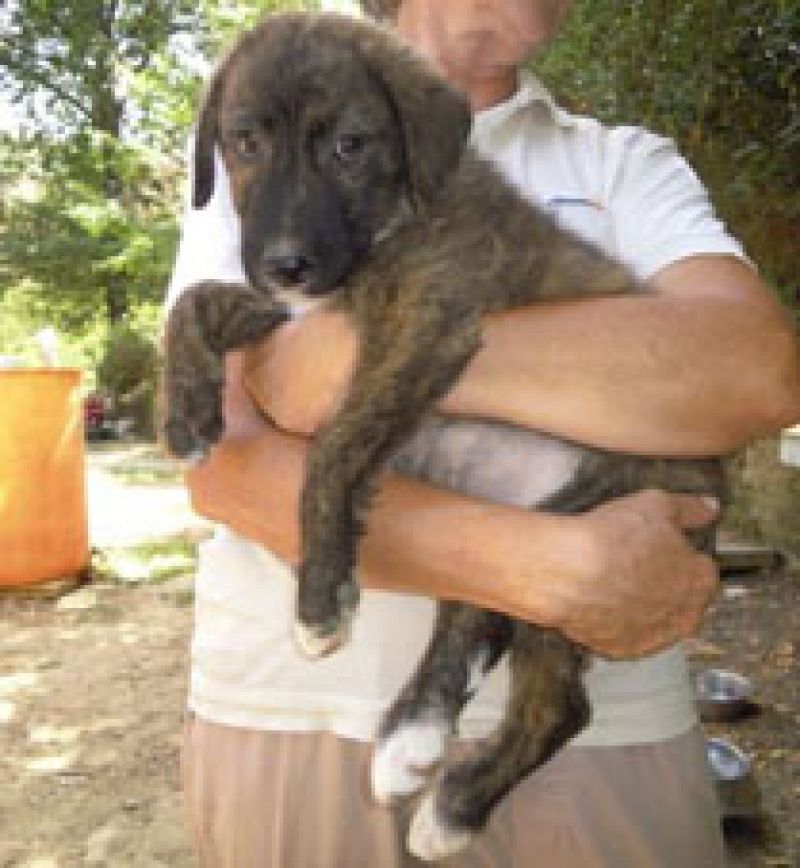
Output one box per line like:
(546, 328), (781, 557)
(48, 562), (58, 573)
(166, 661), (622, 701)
(163, 12), (724, 860)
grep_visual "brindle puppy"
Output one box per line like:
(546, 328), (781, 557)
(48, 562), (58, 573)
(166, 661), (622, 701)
(162, 12), (725, 861)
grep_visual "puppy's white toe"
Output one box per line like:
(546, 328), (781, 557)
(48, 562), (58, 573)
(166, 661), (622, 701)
(407, 792), (473, 862)
(371, 720), (448, 804)
(292, 618), (350, 659)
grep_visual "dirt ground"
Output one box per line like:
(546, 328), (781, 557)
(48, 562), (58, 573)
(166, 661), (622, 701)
(0, 445), (201, 868)
(686, 563), (800, 868)
(0, 578), (195, 867)
(0, 444), (797, 867)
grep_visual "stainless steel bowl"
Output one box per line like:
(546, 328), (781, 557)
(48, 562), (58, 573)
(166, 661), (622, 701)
(706, 738), (760, 819)
(695, 668), (755, 722)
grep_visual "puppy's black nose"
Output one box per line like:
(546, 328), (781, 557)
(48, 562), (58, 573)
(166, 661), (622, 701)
(263, 253), (314, 285)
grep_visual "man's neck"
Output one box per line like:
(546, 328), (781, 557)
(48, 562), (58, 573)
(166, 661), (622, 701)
(460, 73), (518, 112)
(395, 6), (518, 111)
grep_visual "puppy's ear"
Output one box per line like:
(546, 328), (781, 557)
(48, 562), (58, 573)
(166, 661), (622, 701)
(192, 72), (224, 209)
(362, 34), (472, 208)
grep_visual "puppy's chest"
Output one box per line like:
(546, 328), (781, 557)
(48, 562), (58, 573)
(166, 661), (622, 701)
(273, 289), (329, 319)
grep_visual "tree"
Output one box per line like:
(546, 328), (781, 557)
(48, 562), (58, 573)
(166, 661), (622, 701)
(0, 0), (314, 335)
(0, 0), (203, 136)
(1, 0), (204, 320)
(0, 0), (313, 419)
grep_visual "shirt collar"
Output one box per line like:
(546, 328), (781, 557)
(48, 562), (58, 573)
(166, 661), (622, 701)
(472, 68), (579, 136)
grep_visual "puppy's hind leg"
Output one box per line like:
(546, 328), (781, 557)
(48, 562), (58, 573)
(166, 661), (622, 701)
(408, 625), (589, 862)
(372, 603), (512, 804)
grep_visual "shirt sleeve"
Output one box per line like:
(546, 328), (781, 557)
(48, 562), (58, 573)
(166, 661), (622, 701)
(164, 142), (246, 313)
(603, 126), (750, 281)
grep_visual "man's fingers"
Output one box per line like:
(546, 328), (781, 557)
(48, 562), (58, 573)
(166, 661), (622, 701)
(682, 552), (720, 631)
(667, 492), (720, 529)
(695, 551), (721, 599)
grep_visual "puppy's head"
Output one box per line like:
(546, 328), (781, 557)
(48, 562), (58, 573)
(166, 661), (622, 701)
(193, 13), (471, 298)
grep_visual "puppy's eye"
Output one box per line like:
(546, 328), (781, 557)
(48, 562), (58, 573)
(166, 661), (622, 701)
(334, 134), (365, 162)
(232, 129), (260, 159)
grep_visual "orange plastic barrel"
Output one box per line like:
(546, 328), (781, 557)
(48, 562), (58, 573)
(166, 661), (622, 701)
(0, 369), (89, 586)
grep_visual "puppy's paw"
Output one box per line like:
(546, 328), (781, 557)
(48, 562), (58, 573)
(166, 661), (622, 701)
(371, 719), (449, 804)
(162, 417), (217, 465)
(162, 371), (224, 461)
(292, 610), (353, 659)
(294, 573), (360, 659)
(407, 793), (474, 862)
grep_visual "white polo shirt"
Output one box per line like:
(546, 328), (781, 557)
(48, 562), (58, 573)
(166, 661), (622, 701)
(168, 71), (746, 746)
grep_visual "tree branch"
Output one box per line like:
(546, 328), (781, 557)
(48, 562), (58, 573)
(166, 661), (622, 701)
(0, 47), (94, 123)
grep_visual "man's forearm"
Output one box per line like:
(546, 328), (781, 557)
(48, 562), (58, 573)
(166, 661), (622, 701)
(187, 424), (577, 623)
(247, 256), (799, 457)
(440, 256), (800, 457)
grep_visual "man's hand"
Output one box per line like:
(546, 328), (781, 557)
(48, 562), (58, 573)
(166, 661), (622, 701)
(242, 310), (358, 436)
(535, 489), (720, 659)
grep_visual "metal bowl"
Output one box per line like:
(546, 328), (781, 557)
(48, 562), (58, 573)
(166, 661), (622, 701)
(706, 737), (752, 780)
(705, 738), (760, 819)
(695, 668), (755, 722)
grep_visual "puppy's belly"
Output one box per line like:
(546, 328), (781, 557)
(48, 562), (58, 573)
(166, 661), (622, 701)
(390, 414), (584, 509)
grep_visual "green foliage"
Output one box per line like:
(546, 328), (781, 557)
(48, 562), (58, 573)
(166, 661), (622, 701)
(0, 0), (319, 296)
(1, 0), (315, 433)
(97, 320), (160, 436)
(95, 532), (199, 584)
(0, 276), (114, 379)
(1, 0), (195, 328)
(1, 132), (179, 329)
(1, 0), (203, 136)
(537, 0), (799, 313)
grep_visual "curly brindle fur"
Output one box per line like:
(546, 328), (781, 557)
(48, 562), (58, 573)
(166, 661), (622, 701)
(162, 12), (725, 860)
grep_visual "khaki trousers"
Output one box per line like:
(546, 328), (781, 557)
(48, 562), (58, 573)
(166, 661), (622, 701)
(182, 714), (725, 868)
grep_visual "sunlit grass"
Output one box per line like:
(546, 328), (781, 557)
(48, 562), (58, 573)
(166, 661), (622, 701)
(92, 531), (200, 585)
(88, 441), (182, 486)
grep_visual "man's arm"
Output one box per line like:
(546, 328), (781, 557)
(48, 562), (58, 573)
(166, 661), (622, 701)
(445, 255), (800, 455)
(186, 353), (719, 660)
(251, 255), (799, 456)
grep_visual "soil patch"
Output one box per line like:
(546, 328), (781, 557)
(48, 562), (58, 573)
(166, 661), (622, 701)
(0, 580), (194, 867)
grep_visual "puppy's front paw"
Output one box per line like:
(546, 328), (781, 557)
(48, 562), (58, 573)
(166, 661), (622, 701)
(293, 615), (353, 659)
(162, 417), (216, 464)
(162, 368), (224, 461)
(371, 719), (449, 804)
(408, 792), (474, 862)
(294, 572), (360, 659)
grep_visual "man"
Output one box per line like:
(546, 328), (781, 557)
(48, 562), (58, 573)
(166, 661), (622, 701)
(171, 1), (800, 865)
